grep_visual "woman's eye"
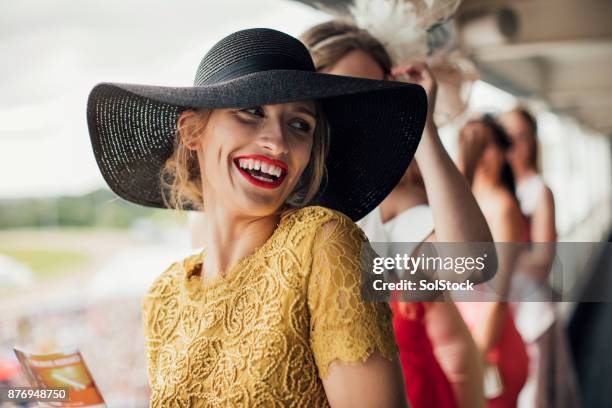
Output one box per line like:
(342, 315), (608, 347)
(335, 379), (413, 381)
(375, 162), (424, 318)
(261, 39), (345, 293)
(289, 120), (312, 132)
(241, 107), (264, 117)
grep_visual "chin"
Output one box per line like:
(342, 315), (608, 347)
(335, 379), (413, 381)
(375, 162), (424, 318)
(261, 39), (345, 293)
(236, 192), (286, 217)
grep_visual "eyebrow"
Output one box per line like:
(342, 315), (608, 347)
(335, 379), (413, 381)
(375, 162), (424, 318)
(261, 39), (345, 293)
(293, 105), (316, 119)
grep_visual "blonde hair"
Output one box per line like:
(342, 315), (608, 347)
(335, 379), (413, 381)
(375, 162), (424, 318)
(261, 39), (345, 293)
(301, 20), (392, 75)
(160, 107), (330, 211)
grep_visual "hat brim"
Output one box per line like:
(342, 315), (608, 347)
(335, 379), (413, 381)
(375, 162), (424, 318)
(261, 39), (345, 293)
(87, 70), (427, 221)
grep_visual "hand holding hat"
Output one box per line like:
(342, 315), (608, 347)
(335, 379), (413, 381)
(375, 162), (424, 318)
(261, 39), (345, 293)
(392, 62), (438, 125)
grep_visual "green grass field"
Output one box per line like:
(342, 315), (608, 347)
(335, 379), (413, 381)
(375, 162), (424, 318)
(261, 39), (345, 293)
(0, 247), (90, 279)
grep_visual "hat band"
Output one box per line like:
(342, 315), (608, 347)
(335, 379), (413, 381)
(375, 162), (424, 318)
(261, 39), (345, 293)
(195, 54), (312, 86)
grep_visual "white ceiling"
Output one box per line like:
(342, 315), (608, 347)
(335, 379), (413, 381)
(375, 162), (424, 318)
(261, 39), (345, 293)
(456, 0), (612, 134)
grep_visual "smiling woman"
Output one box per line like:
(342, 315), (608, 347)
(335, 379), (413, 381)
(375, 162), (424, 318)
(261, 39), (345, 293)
(86, 27), (428, 407)
(161, 102), (329, 214)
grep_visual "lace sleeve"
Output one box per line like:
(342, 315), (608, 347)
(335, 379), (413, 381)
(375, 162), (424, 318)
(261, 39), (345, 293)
(307, 214), (398, 379)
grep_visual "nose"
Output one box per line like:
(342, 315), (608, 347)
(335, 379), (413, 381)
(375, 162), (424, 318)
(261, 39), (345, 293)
(255, 118), (289, 156)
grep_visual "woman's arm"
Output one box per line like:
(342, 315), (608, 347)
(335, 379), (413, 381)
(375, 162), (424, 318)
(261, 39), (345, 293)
(531, 186), (556, 242)
(474, 196), (524, 352)
(522, 186), (557, 281)
(309, 214), (409, 408)
(425, 301), (485, 408)
(393, 63), (493, 244)
(322, 353), (408, 408)
(417, 122), (492, 244)
(392, 64), (496, 283)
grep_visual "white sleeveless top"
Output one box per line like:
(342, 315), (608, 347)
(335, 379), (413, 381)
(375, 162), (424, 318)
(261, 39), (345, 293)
(357, 204), (434, 258)
(357, 205), (434, 276)
(516, 174), (545, 216)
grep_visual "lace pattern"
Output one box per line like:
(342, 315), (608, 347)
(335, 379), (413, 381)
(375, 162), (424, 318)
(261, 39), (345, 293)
(141, 206), (398, 407)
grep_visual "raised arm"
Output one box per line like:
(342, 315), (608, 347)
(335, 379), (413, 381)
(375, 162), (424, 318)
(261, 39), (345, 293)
(392, 63), (493, 245)
(392, 63), (496, 282)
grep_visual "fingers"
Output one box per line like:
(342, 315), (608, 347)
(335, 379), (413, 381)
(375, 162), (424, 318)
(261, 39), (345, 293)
(391, 62), (433, 81)
(391, 62), (425, 77)
(390, 62), (438, 118)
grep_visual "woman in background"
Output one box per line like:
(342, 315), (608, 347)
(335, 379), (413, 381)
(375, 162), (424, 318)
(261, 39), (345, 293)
(302, 20), (493, 408)
(499, 108), (580, 408)
(457, 116), (529, 408)
(498, 108), (556, 244)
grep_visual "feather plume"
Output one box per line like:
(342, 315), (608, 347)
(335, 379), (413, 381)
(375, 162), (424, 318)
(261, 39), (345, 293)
(348, 0), (462, 64)
(349, 0), (427, 64)
(346, 0), (473, 125)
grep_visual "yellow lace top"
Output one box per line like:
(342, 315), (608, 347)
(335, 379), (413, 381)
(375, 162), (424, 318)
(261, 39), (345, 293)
(141, 206), (398, 407)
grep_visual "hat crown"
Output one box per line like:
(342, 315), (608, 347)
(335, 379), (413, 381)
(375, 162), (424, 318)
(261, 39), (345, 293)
(194, 28), (315, 86)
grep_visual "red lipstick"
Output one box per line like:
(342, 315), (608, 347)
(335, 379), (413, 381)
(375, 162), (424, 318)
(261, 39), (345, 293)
(235, 154), (288, 170)
(233, 155), (288, 189)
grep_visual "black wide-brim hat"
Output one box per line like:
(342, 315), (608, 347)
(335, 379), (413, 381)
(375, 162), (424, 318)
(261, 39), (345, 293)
(87, 28), (427, 222)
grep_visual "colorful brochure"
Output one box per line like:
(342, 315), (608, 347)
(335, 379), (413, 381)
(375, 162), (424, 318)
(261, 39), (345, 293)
(13, 347), (106, 407)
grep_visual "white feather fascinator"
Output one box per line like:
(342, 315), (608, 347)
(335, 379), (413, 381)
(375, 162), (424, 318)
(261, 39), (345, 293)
(349, 0), (461, 64)
(347, 0), (477, 124)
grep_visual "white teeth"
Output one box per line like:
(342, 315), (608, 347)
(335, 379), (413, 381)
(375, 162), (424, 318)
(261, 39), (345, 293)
(262, 164), (283, 177)
(236, 158), (284, 178)
(253, 174), (272, 182)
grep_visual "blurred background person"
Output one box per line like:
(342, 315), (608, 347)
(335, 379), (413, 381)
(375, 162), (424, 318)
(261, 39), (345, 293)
(499, 108), (580, 408)
(302, 20), (491, 408)
(499, 108), (556, 244)
(457, 116), (529, 408)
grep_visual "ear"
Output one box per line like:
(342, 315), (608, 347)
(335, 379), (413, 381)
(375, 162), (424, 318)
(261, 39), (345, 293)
(177, 110), (202, 151)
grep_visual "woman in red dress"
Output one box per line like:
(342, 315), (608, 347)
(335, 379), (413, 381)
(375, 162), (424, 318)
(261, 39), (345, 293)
(457, 116), (530, 408)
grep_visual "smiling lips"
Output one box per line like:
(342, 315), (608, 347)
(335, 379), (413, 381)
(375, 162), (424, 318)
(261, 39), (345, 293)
(233, 154), (288, 189)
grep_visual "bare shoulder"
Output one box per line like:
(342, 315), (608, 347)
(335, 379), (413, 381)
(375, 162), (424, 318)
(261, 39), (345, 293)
(487, 189), (526, 241)
(539, 185), (555, 207)
(491, 188), (521, 217)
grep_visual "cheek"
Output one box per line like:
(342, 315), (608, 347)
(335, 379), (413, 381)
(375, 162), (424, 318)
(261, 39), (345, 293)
(519, 143), (531, 157)
(198, 138), (231, 187)
(200, 117), (250, 173)
(290, 137), (314, 173)
(483, 148), (498, 165)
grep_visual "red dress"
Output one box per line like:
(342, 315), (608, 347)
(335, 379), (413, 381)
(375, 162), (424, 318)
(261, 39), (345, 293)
(456, 302), (529, 408)
(392, 302), (457, 408)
